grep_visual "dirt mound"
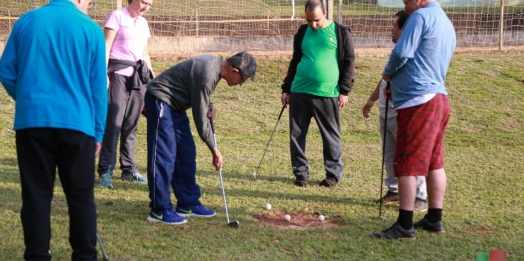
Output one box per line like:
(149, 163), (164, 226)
(253, 210), (341, 230)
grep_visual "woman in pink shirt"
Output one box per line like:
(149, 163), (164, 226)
(98, 0), (154, 188)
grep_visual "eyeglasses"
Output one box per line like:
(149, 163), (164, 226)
(233, 66), (248, 83)
(88, 1), (95, 9)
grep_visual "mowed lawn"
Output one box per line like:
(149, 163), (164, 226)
(0, 51), (523, 260)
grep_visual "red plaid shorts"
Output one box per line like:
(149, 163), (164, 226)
(394, 94), (450, 177)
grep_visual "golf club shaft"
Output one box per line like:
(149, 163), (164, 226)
(96, 233), (109, 261)
(379, 82), (390, 218)
(254, 106), (286, 178)
(210, 117), (231, 224)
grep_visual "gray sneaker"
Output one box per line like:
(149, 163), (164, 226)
(414, 199), (428, 213)
(121, 172), (147, 183)
(99, 172), (113, 189)
(374, 191), (399, 204)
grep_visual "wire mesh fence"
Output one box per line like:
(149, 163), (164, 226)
(1, 0), (523, 55)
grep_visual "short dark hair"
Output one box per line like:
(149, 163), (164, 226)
(395, 11), (411, 30)
(305, 0), (325, 12)
(227, 52), (257, 81)
(128, 0), (132, 4)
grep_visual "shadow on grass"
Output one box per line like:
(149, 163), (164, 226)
(0, 157), (18, 167)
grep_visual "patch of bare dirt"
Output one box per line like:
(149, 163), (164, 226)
(474, 226), (496, 233)
(253, 210), (341, 230)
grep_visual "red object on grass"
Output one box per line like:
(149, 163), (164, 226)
(489, 249), (506, 261)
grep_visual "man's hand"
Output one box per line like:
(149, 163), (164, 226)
(207, 103), (216, 120)
(211, 148), (223, 171)
(95, 142), (102, 156)
(281, 93), (290, 108)
(381, 71), (391, 82)
(338, 94), (348, 108)
(383, 87), (392, 101)
(362, 100), (374, 118)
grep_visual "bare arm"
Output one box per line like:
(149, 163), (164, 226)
(103, 27), (117, 67)
(362, 79), (382, 118)
(142, 43), (154, 77)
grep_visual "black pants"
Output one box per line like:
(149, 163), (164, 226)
(16, 128), (97, 261)
(289, 93), (344, 180)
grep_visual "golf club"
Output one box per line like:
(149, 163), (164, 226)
(96, 233), (109, 261)
(210, 117), (240, 228)
(252, 106), (286, 180)
(378, 82), (391, 220)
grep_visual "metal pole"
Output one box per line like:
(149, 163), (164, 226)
(499, 0), (504, 51)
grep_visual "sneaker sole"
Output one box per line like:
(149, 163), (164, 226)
(176, 212), (216, 218)
(371, 234), (417, 240)
(98, 184), (113, 189)
(373, 201), (399, 205)
(121, 179), (148, 183)
(147, 216), (187, 225)
(415, 228), (446, 234)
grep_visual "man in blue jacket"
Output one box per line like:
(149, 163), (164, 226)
(281, 0), (355, 188)
(0, 0), (107, 259)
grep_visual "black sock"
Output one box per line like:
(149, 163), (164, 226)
(397, 209), (414, 230)
(425, 208), (442, 223)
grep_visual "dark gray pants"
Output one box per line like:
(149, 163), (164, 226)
(98, 73), (146, 177)
(289, 93), (344, 180)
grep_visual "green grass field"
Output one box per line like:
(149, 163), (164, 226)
(1, 51), (524, 260)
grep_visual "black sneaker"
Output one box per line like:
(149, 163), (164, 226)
(373, 191), (399, 204)
(413, 218), (445, 233)
(371, 222), (416, 240)
(294, 175), (308, 187)
(319, 177), (337, 187)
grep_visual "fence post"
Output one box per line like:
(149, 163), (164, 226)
(338, 0), (343, 24)
(267, 10), (270, 36)
(196, 10), (199, 36)
(327, 0), (334, 20)
(499, 0), (504, 50)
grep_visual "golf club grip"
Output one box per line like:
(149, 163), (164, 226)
(210, 117), (215, 135)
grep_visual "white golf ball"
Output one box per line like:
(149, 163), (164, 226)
(318, 215), (325, 221)
(284, 214), (291, 221)
(265, 203), (272, 210)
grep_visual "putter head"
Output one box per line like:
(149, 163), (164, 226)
(379, 216), (387, 220)
(252, 171), (257, 181)
(228, 220), (240, 228)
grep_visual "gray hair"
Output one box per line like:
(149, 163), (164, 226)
(226, 52), (257, 81)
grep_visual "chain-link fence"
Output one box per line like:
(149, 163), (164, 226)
(1, 0), (523, 55)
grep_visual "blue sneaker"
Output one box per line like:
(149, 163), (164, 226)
(175, 205), (216, 217)
(99, 172), (113, 189)
(147, 209), (187, 225)
(121, 172), (147, 183)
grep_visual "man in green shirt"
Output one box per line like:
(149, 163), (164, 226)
(281, 0), (355, 187)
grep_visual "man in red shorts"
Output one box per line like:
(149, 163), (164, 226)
(371, 0), (456, 239)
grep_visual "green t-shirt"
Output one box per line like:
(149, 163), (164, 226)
(291, 22), (339, 97)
